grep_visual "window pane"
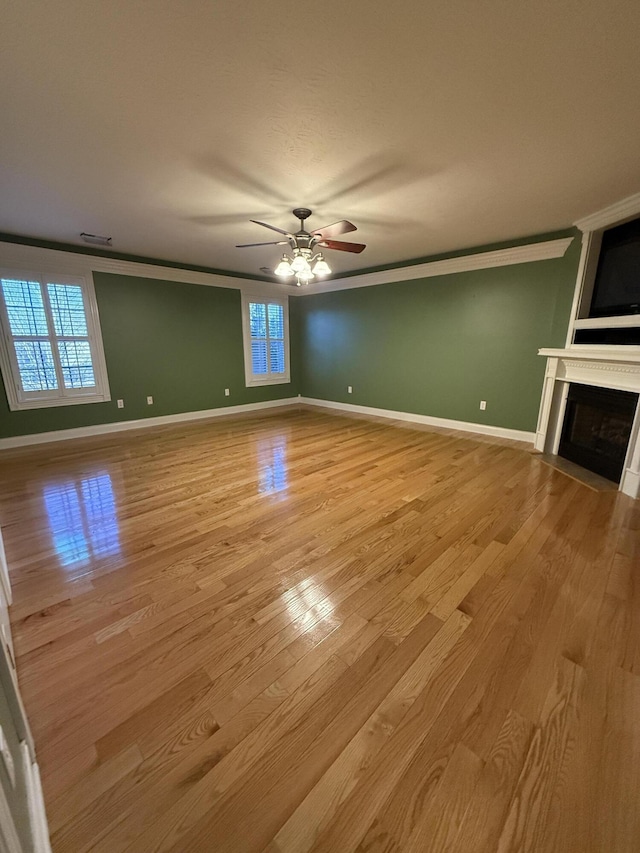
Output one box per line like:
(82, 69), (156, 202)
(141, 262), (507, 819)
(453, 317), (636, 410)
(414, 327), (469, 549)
(1, 279), (48, 336)
(269, 340), (285, 374)
(267, 303), (284, 339)
(58, 340), (95, 388)
(251, 340), (268, 375)
(14, 341), (58, 391)
(249, 302), (267, 338)
(47, 283), (89, 337)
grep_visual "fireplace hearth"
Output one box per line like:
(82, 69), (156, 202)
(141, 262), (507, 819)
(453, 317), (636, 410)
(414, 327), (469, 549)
(558, 384), (638, 483)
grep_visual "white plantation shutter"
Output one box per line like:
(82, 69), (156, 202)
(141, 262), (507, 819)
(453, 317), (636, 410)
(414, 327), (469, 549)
(0, 270), (110, 410)
(267, 303), (285, 373)
(252, 340), (268, 374)
(249, 302), (269, 375)
(242, 295), (290, 386)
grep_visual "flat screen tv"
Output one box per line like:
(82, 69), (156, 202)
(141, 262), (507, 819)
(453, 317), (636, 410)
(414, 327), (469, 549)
(589, 216), (640, 318)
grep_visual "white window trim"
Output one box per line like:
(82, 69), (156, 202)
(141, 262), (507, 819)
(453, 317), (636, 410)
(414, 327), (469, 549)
(0, 267), (111, 411)
(241, 292), (291, 387)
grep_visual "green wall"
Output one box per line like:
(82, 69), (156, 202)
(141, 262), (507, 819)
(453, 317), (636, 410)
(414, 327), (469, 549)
(296, 232), (581, 433)
(0, 231), (581, 439)
(0, 273), (298, 438)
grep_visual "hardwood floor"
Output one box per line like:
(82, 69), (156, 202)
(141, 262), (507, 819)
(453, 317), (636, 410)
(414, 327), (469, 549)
(0, 407), (638, 852)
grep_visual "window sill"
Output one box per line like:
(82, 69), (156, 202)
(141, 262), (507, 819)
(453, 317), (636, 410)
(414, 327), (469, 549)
(245, 376), (291, 388)
(8, 393), (111, 412)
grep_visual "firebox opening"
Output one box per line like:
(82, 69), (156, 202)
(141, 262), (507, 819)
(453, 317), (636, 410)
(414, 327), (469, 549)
(558, 384), (638, 483)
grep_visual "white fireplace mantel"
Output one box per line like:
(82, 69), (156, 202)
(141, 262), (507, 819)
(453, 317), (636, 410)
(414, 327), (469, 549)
(535, 348), (640, 499)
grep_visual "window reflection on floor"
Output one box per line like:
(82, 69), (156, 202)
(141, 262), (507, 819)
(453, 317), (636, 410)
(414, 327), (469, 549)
(257, 435), (288, 495)
(43, 473), (120, 568)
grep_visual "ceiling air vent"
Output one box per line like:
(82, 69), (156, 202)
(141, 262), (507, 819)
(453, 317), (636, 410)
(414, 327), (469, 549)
(80, 232), (112, 247)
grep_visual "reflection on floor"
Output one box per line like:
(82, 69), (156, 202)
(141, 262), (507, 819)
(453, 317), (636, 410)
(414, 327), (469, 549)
(43, 473), (120, 569)
(257, 435), (288, 495)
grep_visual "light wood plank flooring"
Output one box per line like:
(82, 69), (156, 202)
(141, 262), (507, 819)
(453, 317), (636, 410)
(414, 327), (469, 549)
(0, 407), (638, 852)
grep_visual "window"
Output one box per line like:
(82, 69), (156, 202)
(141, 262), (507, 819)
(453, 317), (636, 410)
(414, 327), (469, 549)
(241, 294), (290, 386)
(0, 269), (110, 410)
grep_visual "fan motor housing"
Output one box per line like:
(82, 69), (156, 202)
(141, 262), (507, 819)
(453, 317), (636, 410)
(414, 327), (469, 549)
(292, 207), (312, 222)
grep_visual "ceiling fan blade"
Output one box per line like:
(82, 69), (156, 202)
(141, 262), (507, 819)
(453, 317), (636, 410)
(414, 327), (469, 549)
(235, 240), (288, 248)
(250, 219), (294, 237)
(318, 239), (366, 254)
(311, 220), (357, 239)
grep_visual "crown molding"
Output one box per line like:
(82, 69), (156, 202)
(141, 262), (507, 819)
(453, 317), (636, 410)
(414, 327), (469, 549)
(0, 240), (291, 297)
(573, 192), (640, 233)
(0, 235), (574, 298)
(299, 237), (574, 295)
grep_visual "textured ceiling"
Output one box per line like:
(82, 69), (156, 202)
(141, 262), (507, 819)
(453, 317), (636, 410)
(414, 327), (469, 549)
(1, 0), (640, 280)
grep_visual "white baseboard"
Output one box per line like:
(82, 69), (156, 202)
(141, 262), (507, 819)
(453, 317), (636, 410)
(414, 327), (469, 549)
(299, 397), (535, 444)
(0, 397), (299, 450)
(0, 395), (536, 451)
(620, 467), (640, 500)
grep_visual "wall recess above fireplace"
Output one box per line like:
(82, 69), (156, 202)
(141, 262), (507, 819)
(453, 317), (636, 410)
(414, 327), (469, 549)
(568, 192), (640, 353)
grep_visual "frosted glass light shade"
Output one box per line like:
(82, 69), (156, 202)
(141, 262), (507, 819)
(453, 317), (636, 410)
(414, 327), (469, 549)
(290, 254), (310, 274)
(313, 258), (331, 276)
(274, 257), (293, 276)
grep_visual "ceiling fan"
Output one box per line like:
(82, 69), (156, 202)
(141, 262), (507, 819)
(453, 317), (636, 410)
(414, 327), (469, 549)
(236, 207), (366, 285)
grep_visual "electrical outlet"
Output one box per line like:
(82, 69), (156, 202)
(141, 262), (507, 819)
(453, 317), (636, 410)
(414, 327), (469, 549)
(117, 399), (124, 409)
(348, 386), (353, 394)
(480, 400), (487, 410)
(146, 396), (153, 405)
(224, 388), (230, 397)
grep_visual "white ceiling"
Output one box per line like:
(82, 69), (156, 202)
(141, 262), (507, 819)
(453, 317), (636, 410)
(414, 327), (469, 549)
(1, 1), (639, 280)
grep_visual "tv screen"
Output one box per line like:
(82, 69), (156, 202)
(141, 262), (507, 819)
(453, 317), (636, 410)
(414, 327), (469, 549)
(590, 216), (640, 318)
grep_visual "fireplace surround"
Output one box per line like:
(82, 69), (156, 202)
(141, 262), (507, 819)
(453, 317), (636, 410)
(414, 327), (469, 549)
(535, 349), (640, 498)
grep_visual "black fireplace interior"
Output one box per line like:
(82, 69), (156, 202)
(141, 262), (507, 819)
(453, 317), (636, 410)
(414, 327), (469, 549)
(559, 384), (638, 483)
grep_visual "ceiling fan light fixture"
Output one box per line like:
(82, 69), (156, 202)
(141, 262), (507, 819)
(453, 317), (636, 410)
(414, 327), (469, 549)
(290, 253), (310, 274)
(274, 256), (294, 277)
(237, 209), (366, 287)
(312, 257), (331, 277)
